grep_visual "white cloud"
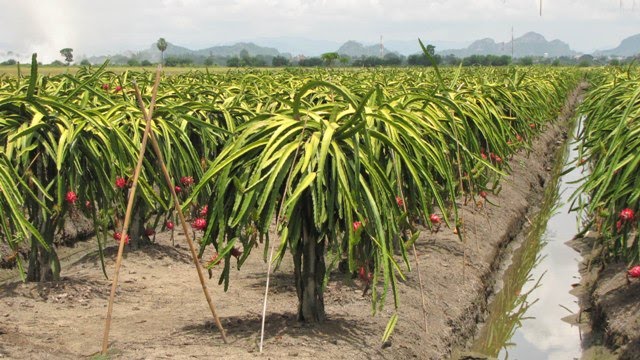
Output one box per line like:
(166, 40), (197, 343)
(0, 0), (638, 62)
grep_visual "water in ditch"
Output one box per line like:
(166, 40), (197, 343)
(466, 120), (586, 360)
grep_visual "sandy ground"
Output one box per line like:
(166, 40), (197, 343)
(0, 96), (579, 360)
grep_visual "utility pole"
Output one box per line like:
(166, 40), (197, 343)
(511, 26), (514, 60)
(380, 35), (384, 58)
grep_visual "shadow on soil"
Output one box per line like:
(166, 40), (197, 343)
(182, 311), (375, 355)
(76, 242), (194, 266)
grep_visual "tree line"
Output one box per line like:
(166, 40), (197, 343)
(2, 39), (637, 68)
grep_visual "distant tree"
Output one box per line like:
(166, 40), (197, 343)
(272, 55), (290, 67)
(352, 56), (386, 67)
(227, 57), (241, 67)
(0, 59), (17, 66)
(383, 53), (402, 66)
(50, 60), (65, 66)
(339, 56), (350, 66)
(79, 59), (91, 66)
(495, 55), (512, 66)
(60, 48), (73, 65)
(251, 55), (267, 67)
(609, 59), (620, 66)
(519, 57), (534, 66)
(239, 49), (250, 66)
(165, 57), (176, 67)
(127, 58), (140, 67)
(164, 56), (193, 67)
(157, 38), (168, 65)
(408, 53), (430, 66)
(577, 54), (593, 67)
(321, 52), (339, 66)
(298, 57), (323, 67)
(141, 59), (152, 67)
(425, 44), (436, 56)
(204, 56), (215, 66)
(443, 54), (461, 66)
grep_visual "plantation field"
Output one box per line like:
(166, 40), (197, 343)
(8, 60), (640, 358)
(569, 67), (640, 358)
(0, 119), (572, 358)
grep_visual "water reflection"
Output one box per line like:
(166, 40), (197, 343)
(469, 122), (584, 359)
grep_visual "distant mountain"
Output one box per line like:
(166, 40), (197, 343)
(595, 33), (640, 57)
(86, 41), (283, 64)
(334, 39), (468, 57)
(439, 32), (577, 58)
(238, 37), (341, 57)
(238, 37), (468, 56)
(195, 42), (280, 57)
(337, 41), (388, 57)
(385, 39), (470, 56)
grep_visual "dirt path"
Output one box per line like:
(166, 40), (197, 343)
(0, 89), (583, 360)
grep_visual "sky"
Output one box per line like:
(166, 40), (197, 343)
(1, 0), (639, 62)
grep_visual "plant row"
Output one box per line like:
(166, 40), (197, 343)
(0, 56), (579, 322)
(574, 67), (640, 264)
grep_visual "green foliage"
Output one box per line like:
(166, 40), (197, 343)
(156, 38), (168, 52)
(0, 60), (579, 326)
(518, 57), (534, 66)
(460, 55), (512, 66)
(164, 56), (194, 67)
(157, 38), (168, 65)
(60, 48), (74, 65)
(227, 53), (268, 67)
(321, 52), (339, 66)
(272, 56), (290, 67)
(352, 55), (403, 67)
(572, 67), (640, 262)
(203, 57), (215, 66)
(298, 57), (323, 67)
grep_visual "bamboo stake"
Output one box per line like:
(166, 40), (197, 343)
(140, 100), (228, 344)
(101, 66), (162, 354)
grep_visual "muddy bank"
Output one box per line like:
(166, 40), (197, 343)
(571, 233), (640, 360)
(0, 89), (581, 360)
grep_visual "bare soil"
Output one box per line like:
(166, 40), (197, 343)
(0, 97), (578, 360)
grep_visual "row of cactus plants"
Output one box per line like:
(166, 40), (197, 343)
(0, 55), (579, 323)
(572, 66), (640, 267)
